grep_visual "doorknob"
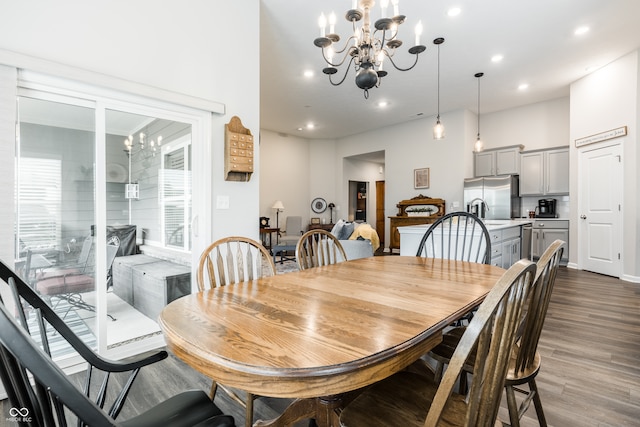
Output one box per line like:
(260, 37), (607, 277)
(580, 214), (587, 219)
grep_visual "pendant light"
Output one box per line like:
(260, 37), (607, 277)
(433, 37), (445, 139)
(474, 72), (484, 152)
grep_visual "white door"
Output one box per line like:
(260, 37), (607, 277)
(578, 143), (622, 276)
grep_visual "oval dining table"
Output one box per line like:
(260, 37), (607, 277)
(159, 256), (505, 427)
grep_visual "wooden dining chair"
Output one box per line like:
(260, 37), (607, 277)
(196, 236), (276, 427)
(417, 211), (491, 326)
(339, 259), (537, 427)
(296, 229), (348, 270)
(416, 211), (492, 264)
(427, 239), (565, 427)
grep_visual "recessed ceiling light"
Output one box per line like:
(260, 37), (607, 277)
(574, 26), (590, 36)
(378, 101), (388, 108)
(303, 70), (314, 78)
(491, 54), (504, 63)
(447, 7), (461, 17)
(297, 127), (303, 131)
(518, 83), (529, 90)
(306, 123), (315, 129)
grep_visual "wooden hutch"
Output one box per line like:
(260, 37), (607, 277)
(388, 196), (446, 252)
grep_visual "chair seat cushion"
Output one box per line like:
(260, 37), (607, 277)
(37, 274), (94, 295)
(339, 371), (467, 427)
(37, 268), (81, 280)
(120, 389), (235, 427)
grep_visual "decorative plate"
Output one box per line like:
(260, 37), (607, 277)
(311, 197), (327, 213)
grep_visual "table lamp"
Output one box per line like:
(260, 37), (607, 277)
(328, 202), (335, 224)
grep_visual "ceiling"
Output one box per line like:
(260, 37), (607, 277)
(260, 0), (640, 140)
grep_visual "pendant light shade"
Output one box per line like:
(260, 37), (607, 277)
(433, 37), (445, 139)
(474, 72), (484, 152)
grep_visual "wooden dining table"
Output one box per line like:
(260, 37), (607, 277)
(159, 256), (505, 427)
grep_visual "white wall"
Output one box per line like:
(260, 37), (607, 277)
(481, 97), (570, 151)
(570, 50), (639, 280)
(0, 0), (261, 250)
(260, 101), (573, 251)
(259, 130), (311, 229)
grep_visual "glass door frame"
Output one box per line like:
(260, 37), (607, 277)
(17, 73), (212, 361)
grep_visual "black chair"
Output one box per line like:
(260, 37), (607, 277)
(0, 260), (235, 427)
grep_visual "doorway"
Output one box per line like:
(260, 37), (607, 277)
(578, 142), (622, 277)
(376, 181), (385, 250)
(349, 181), (368, 222)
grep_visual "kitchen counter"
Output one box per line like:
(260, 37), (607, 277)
(398, 219), (531, 236)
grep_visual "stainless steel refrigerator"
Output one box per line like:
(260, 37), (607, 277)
(463, 175), (521, 219)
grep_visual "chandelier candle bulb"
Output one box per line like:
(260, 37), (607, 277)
(415, 20), (423, 46)
(352, 0), (357, 10)
(329, 12), (336, 34)
(392, 0), (399, 17)
(319, 13), (326, 37)
(380, 0), (389, 17)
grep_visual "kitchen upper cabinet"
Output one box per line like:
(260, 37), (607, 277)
(474, 145), (523, 177)
(520, 147), (569, 195)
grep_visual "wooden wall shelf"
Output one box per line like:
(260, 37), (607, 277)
(224, 116), (254, 182)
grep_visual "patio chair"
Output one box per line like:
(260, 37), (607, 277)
(35, 239), (119, 319)
(339, 259), (537, 427)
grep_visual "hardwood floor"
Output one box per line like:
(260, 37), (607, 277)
(2, 267), (638, 426)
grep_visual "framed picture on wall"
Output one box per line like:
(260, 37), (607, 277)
(414, 168), (430, 189)
(310, 217), (321, 224)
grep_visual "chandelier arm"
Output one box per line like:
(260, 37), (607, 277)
(328, 36), (359, 56)
(322, 46), (357, 68)
(384, 51), (420, 72)
(328, 56), (356, 86)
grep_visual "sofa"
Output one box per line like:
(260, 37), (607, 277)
(330, 220), (379, 260)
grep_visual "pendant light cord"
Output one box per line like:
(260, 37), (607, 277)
(437, 43), (441, 119)
(475, 72), (484, 138)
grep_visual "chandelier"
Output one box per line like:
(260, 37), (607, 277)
(123, 130), (163, 199)
(314, 0), (426, 98)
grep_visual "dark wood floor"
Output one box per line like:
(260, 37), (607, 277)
(2, 267), (639, 426)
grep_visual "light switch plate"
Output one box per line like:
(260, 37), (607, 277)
(216, 195), (230, 209)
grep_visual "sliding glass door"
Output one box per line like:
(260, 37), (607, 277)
(16, 89), (196, 360)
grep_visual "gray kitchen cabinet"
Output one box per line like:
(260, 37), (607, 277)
(489, 226), (523, 268)
(520, 147), (569, 195)
(474, 145), (523, 177)
(532, 220), (569, 262)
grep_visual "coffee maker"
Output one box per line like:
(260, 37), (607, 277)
(536, 198), (557, 218)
